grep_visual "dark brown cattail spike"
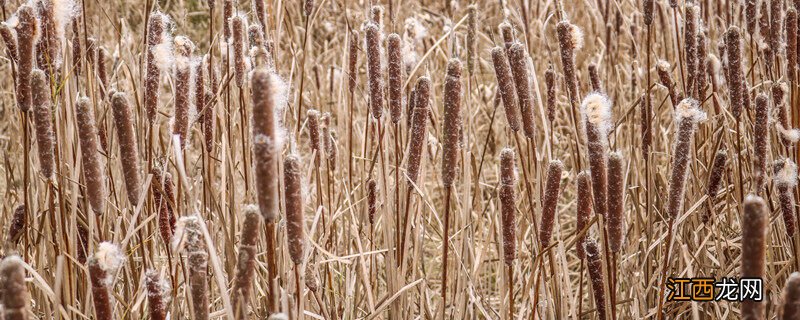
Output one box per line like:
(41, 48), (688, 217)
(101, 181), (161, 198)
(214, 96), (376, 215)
(231, 15), (247, 88)
(499, 148), (517, 265)
(788, 9), (798, 82)
(545, 65), (557, 124)
(151, 164), (176, 244)
(607, 152), (624, 252)
(759, 1), (771, 41)
(775, 159), (798, 237)
(773, 82), (799, 146)
(753, 94), (769, 194)
(364, 22), (384, 120)
(641, 92), (653, 158)
(36, 0), (60, 71)
(576, 171), (592, 259)
(725, 27), (744, 118)
(14, 5), (37, 112)
(284, 155), (305, 265)
(97, 47), (109, 96)
(499, 21), (513, 49)
(145, 270), (169, 320)
(195, 59), (206, 126)
(367, 179), (378, 225)
(696, 32), (708, 95)
(181, 216), (209, 320)
(88, 242), (125, 320)
(741, 195), (768, 320)
(31, 69), (55, 179)
(304, 0), (315, 16)
(702, 150), (727, 225)
(643, 0), (654, 26)
(6, 205), (26, 247)
(232, 205), (262, 317)
(667, 99), (706, 219)
(406, 77), (430, 185)
(746, 0), (758, 36)
(347, 31), (359, 96)
(307, 109), (322, 166)
(491, 47), (520, 131)
(588, 62), (601, 92)
(173, 36), (194, 149)
(770, 0), (783, 52)
(466, 5), (478, 75)
(144, 12), (167, 124)
(223, 0), (233, 40)
(387, 33), (403, 124)
(251, 69), (280, 222)
(253, 0), (267, 29)
(1, 256), (31, 319)
(780, 272), (800, 319)
(111, 92), (142, 206)
(508, 43), (536, 137)
(585, 239), (608, 320)
(204, 64), (218, 152)
(656, 60), (681, 107)
(76, 97), (106, 214)
(581, 93), (612, 218)
(556, 21), (583, 108)
(539, 160), (563, 249)
(0, 23), (18, 63)
(441, 58), (462, 188)
(684, 3), (699, 98)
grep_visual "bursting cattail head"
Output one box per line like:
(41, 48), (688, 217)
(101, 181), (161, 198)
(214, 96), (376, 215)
(76, 96), (106, 214)
(387, 33), (403, 124)
(539, 160), (563, 249)
(741, 195), (768, 320)
(111, 92), (141, 206)
(31, 69), (55, 179)
(775, 159), (798, 237)
(545, 64), (557, 123)
(508, 42), (536, 137)
(284, 155), (306, 265)
(491, 46), (520, 131)
(667, 98), (705, 219)
(87, 242), (125, 320)
(364, 22), (384, 119)
(581, 92), (612, 218)
(14, 5), (37, 112)
(406, 76), (431, 185)
(231, 14), (247, 88)
(576, 171), (592, 259)
(499, 148), (517, 265)
(367, 179), (378, 225)
(145, 270), (170, 320)
(585, 239), (607, 320)
(6, 204), (26, 246)
(607, 151), (625, 252)
(702, 150), (727, 224)
(1, 256), (31, 318)
(725, 26), (744, 118)
(441, 58), (462, 188)
(753, 93), (770, 194)
(347, 30), (359, 95)
(251, 69), (282, 222)
(780, 272), (800, 319)
(466, 4), (478, 75)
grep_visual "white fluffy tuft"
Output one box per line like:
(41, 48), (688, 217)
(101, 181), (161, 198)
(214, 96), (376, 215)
(93, 242), (125, 286)
(570, 24), (584, 50)
(656, 60), (670, 72)
(674, 98), (706, 123)
(52, 0), (76, 42)
(580, 92), (613, 135)
(775, 159), (798, 187)
(778, 124), (800, 143)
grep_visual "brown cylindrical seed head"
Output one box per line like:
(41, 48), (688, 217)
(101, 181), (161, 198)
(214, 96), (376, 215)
(182, 217), (209, 320)
(759, 1), (771, 41)
(15, 5), (37, 112)
(607, 152), (625, 252)
(576, 171), (592, 259)
(508, 43), (536, 137)
(726, 27), (744, 118)
(641, 92), (653, 157)
(0, 23), (18, 62)
(643, 0), (654, 25)
(667, 98), (706, 219)
(365, 22), (384, 120)
(387, 33), (403, 124)
(771, 0), (783, 51)
(232, 15), (247, 88)
(251, 69), (280, 222)
(1, 256), (31, 319)
(406, 77), (430, 184)
(753, 94), (770, 194)
(97, 47), (109, 96)
(788, 9), (798, 82)
(348, 30), (359, 96)
(656, 60), (681, 107)
(87, 243), (124, 320)
(232, 206), (261, 315)
(111, 92), (141, 206)
(545, 65), (557, 123)
(499, 148), (517, 265)
(775, 159), (798, 237)
(588, 62), (601, 92)
(491, 47), (520, 131)
(684, 3), (699, 98)
(441, 58), (462, 188)
(585, 239), (607, 320)
(223, 0), (233, 39)
(173, 36), (194, 149)
(499, 21), (513, 49)
(307, 109), (322, 166)
(741, 195), (768, 320)
(145, 270), (169, 320)
(702, 150), (727, 224)
(6, 205), (26, 246)
(780, 272), (800, 319)
(581, 93), (612, 218)
(746, 0), (758, 35)
(284, 155), (306, 265)
(539, 160), (563, 249)
(466, 5), (478, 75)
(144, 11), (166, 124)
(151, 164), (175, 244)
(367, 179), (378, 225)
(31, 69), (55, 179)
(76, 97), (106, 214)
(557, 21), (582, 108)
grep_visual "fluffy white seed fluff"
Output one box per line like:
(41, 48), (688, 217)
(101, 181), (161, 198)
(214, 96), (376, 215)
(778, 124), (800, 143)
(145, 269), (172, 303)
(93, 242), (125, 286)
(580, 92), (613, 135)
(776, 159), (799, 187)
(152, 36), (174, 72)
(52, 0), (76, 42)
(570, 24), (584, 50)
(404, 16), (427, 44)
(674, 98), (707, 123)
(656, 60), (670, 72)
(268, 313), (289, 320)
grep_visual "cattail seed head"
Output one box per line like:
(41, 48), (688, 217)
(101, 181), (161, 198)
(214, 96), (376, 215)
(232, 205), (261, 315)
(406, 77), (430, 184)
(6, 204), (26, 246)
(499, 21), (513, 49)
(194, 59), (206, 124)
(14, 5), (37, 112)
(780, 272), (800, 319)
(557, 21), (581, 108)
(1, 256), (31, 319)
(581, 93), (612, 218)
(367, 179), (378, 225)
(656, 60), (681, 107)
(773, 82), (799, 146)
(144, 11), (170, 124)
(499, 148), (517, 265)
(145, 270), (170, 320)
(771, 0), (783, 51)
(545, 65), (557, 123)
(251, 69), (280, 222)
(223, 0), (233, 39)
(741, 195), (768, 320)
(607, 151), (625, 252)
(702, 150), (727, 224)
(0, 23), (17, 64)
(539, 160), (563, 249)
(178, 216), (209, 320)
(684, 3), (699, 98)
(151, 163), (176, 244)
(588, 62), (602, 92)
(788, 9), (798, 82)
(97, 47), (109, 96)
(387, 33), (403, 124)
(173, 36), (194, 149)
(585, 239), (607, 320)
(347, 30), (359, 96)
(307, 109), (322, 166)
(31, 69), (55, 179)
(753, 93), (770, 194)
(759, 1), (771, 40)
(641, 92), (653, 157)
(746, 0), (758, 35)
(576, 171), (592, 259)
(364, 22), (384, 119)
(441, 58), (462, 188)
(696, 32), (708, 95)
(284, 155), (305, 265)
(491, 46), (520, 131)
(726, 26), (744, 118)
(231, 15), (247, 87)
(203, 65), (217, 152)
(76, 96), (106, 214)
(508, 43), (536, 137)
(775, 159), (798, 237)
(667, 98), (706, 219)
(466, 4), (478, 75)
(87, 242), (125, 320)
(111, 92), (141, 206)
(643, 0), (654, 25)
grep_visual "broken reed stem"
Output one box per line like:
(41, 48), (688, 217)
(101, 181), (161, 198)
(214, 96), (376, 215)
(491, 46), (520, 132)
(498, 148), (516, 319)
(145, 270), (169, 320)
(232, 206), (262, 318)
(741, 195), (768, 320)
(1, 256), (31, 319)
(702, 150), (727, 225)
(31, 69), (54, 180)
(75, 96), (106, 215)
(539, 160), (563, 249)
(182, 217), (209, 320)
(110, 92), (142, 206)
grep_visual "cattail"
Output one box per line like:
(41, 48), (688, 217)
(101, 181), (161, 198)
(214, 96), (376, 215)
(407, 87), (417, 130)
(86, 37), (96, 67)
(347, 30), (359, 96)
(367, 179), (378, 225)
(585, 239), (607, 320)
(545, 65), (557, 123)
(746, 0), (758, 35)
(173, 36), (193, 149)
(14, 5), (37, 112)
(36, 0), (60, 70)
(499, 21), (513, 49)
(643, 0), (654, 25)
(307, 109), (321, 166)
(780, 272), (800, 319)
(466, 4), (478, 75)
(581, 93), (612, 217)
(684, 3), (699, 97)
(539, 160), (563, 249)
(696, 32), (708, 95)
(87, 242), (125, 320)
(195, 58), (206, 123)
(775, 159), (798, 237)
(248, 24), (264, 48)
(508, 43), (536, 137)
(304, 0), (315, 17)
(641, 92), (653, 157)
(771, 0), (783, 51)
(406, 77), (430, 184)
(231, 15), (247, 88)
(232, 205), (262, 317)
(6, 205), (26, 246)
(760, 1), (771, 41)
(284, 155), (305, 265)
(179, 216), (209, 320)
(151, 164), (176, 244)
(656, 60), (681, 107)
(253, 0), (267, 29)
(741, 195), (768, 320)
(773, 83), (799, 146)
(576, 171), (592, 259)
(557, 21), (583, 108)
(77, 220), (88, 264)
(499, 148), (517, 265)
(111, 92), (142, 206)
(251, 69), (280, 222)
(491, 47), (520, 131)
(753, 94), (770, 193)
(75, 97), (106, 214)
(667, 98), (706, 219)
(71, 17), (81, 78)
(387, 33), (403, 124)
(725, 27), (744, 118)
(144, 11), (169, 124)
(788, 9), (798, 82)
(702, 150), (727, 224)
(31, 69), (55, 179)
(1, 256), (31, 319)
(442, 58), (462, 188)
(607, 151), (625, 252)
(0, 23), (17, 63)
(145, 270), (169, 320)
(204, 65), (217, 152)
(223, 0), (233, 40)
(97, 47), (109, 96)
(364, 22), (383, 120)
(588, 62), (602, 92)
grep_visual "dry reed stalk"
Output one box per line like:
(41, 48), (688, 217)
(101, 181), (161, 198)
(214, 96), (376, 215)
(667, 98), (706, 219)
(251, 69), (280, 222)
(31, 69), (54, 179)
(87, 242), (125, 320)
(539, 160), (563, 248)
(702, 150), (727, 225)
(581, 93), (612, 218)
(741, 195), (768, 320)
(406, 76), (430, 185)
(556, 20), (583, 108)
(144, 11), (168, 124)
(111, 92), (141, 205)
(656, 60), (681, 107)
(775, 159), (798, 237)
(76, 96), (106, 214)
(387, 33), (403, 124)
(545, 65), (556, 124)
(753, 93), (769, 194)
(181, 216), (209, 320)
(607, 151), (624, 252)
(576, 171), (591, 259)
(788, 9), (798, 82)
(231, 15), (246, 88)
(466, 4), (477, 75)
(232, 205), (262, 318)
(145, 270), (169, 320)
(14, 5), (36, 112)
(508, 43), (536, 137)
(6, 205), (26, 247)
(780, 272), (800, 319)
(585, 239), (607, 320)
(684, 3), (699, 97)
(307, 109), (322, 166)
(491, 47), (520, 131)
(726, 27), (744, 118)
(364, 22), (383, 120)
(1, 256), (31, 319)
